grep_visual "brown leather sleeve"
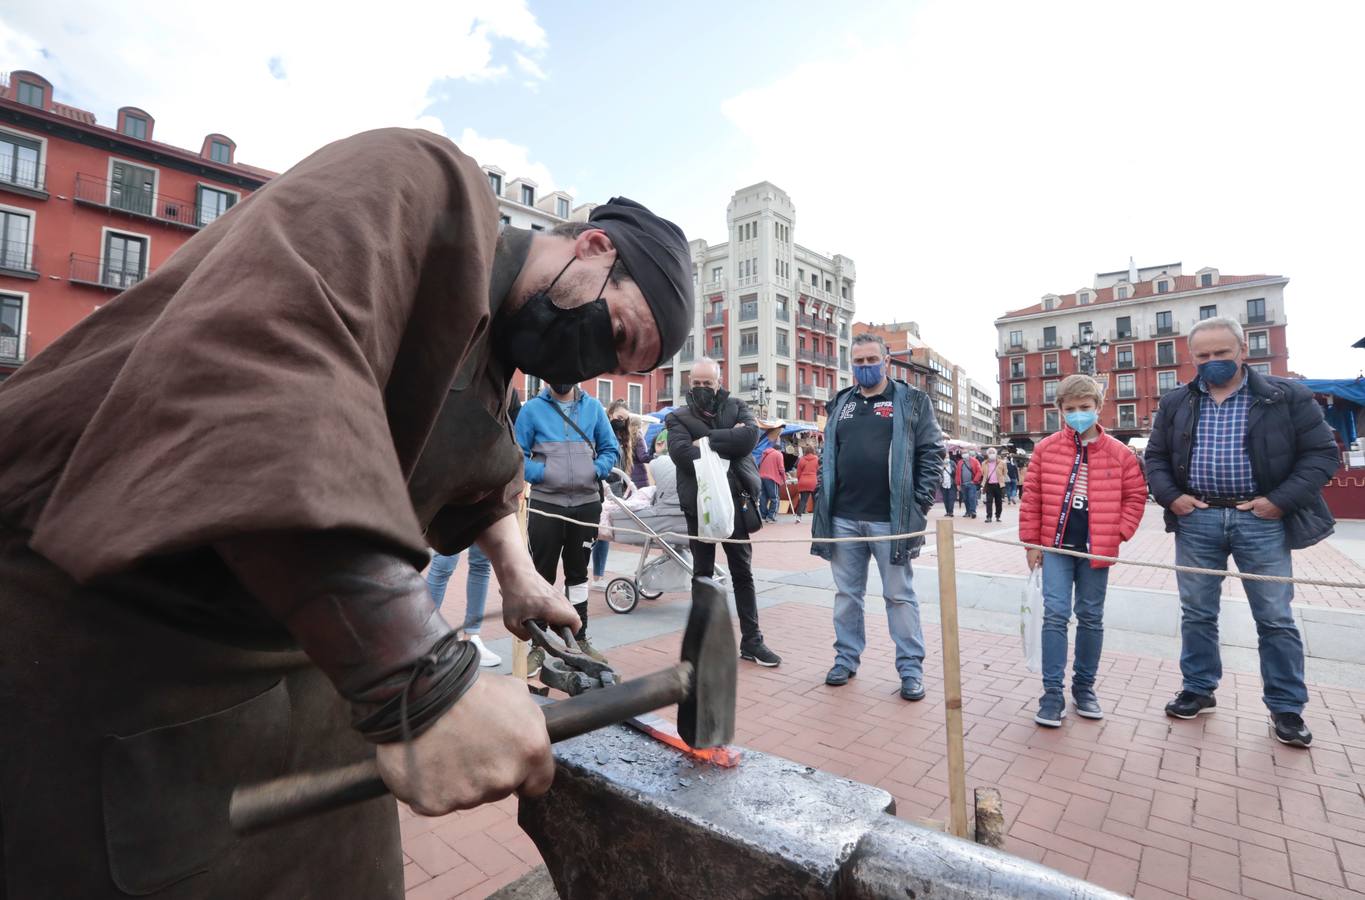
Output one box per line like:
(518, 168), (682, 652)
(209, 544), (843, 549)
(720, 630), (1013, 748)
(214, 531), (450, 707)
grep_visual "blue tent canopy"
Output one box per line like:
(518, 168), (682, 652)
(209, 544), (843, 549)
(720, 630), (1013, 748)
(1299, 378), (1365, 445)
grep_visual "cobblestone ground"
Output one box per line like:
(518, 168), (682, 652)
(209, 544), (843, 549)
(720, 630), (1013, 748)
(405, 504), (1365, 899)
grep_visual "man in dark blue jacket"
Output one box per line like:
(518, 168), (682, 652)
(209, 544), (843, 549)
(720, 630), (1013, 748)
(1145, 317), (1337, 747)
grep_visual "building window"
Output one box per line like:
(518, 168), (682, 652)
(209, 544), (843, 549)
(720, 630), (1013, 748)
(1116, 284), (1129, 300)
(487, 172), (502, 194)
(1199, 305), (1217, 320)
(1118, 404), (1138, 429)
(0, 292), (22, 361)
(196, 185), (236, 227)
(103, 231), (148, 289)
(1117, 373), (1136, 399)
(1155, 310), (1173, 335)
(1078, 321), (1094, 342)
(1010, 357), (1025, 379)
(17, 81), (44, 108)
(498, 214), (511, 229)
(594, 379), (612, 404)
(709, 333), (723, 356)
(0, 133), (42, 190)
(209, 141), (231, 164)
(628, 382), (643, 413)
(1250, 363), (1271, 375)
(1010, 383), (1026, 405)
(775, 295), (789, 321)
(1042, 325), (1058, 349)
(776, 401), (788, 418)
(1158, 370), (1178, 393)
(1115, 316), (1132, 339)
(739, 328), (758, 356)
(521, 185), (535, 206)
(1156, 340), (1176, 367)
(1042, 353), (1058, 376)
(556, 198), (570, 218)
(1156, 278), (1170, 294)
(109, 161), (156, 216)
(1247, 298), (1266, 324)
(1077, 291), (1090, 305)
(739, 296), (758, 321)
(530, 224), (544, 232)
(0, 210), (32, 271)
(1043, 380), (1058, 403)
(1249, 331), (1270, 357)
(1045, 409), (1060, 432)
(526, 374), (543, 396)
(775, 329), (790, 356)
(1043, 297), (1054, 311)
(680, 335), (694, 362)
(122, 115), (147, 140)
(1008, 330), (1023, 349)
(1200, 272), (1213, 288)
(1116, 346), (1134, 369)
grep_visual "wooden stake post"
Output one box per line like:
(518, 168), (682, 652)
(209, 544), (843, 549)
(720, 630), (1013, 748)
(934, 518), (969, 839)
(511, 489), (531, 680)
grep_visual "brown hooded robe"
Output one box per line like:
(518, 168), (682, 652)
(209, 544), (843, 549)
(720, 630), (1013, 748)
(0, 128), (526, 898)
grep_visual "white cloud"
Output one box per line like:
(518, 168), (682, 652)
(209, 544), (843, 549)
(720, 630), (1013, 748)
(456, 126), (569, 196)
(513, 52), (547, 82)
(721, 0), (1365, 394)
(1, 0), (547, 172)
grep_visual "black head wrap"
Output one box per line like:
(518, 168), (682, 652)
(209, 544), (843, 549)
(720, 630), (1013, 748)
(589, 197), (693, 368)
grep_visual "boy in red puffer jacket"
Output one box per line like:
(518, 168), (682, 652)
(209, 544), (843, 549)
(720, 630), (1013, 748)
(1020, 375), (1147, 728)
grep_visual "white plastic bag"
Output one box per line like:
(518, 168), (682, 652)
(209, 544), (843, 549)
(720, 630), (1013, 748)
(1021, 567), (1044, 673)
(694, 437), (735, 541)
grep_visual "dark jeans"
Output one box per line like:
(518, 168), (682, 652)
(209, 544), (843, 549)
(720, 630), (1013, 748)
(761, 479), (780, 520)
(961, 483), (979, 516)
(984, 483), (1004, 519)
(795, 491), (815, 516)
(942, 485), (957, 515)
(686, 510), (762, 650)
(529, 497), (602, 640)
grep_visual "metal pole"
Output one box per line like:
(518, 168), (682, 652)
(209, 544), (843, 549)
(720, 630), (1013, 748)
(934, 518), (969, 838)
(512, 489), (531, 680)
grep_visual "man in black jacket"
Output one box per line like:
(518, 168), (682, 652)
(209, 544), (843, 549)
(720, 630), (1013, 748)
(1145, 317), (1338, 747)
(667, 357), (782, 666)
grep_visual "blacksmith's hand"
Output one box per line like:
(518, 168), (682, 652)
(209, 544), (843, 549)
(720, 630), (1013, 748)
(1236, 497), (1284, 519)
(499, 565), (581, 639)
(1170, 494), (1210, 516)
(376, 675), (554, 816)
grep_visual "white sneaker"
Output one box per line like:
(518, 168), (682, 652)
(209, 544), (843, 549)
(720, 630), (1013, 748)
(591, 579), (609, 591)
(468, 635), (502, 668)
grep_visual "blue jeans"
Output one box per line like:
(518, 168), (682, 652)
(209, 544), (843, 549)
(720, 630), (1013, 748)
(830, 517), (925, 679)
(1174, 507), (1307, 714)
(761, 479), (780, 520)
(1041, 552), (1110, 695)
(592, 538), (610, 579)
(961, 484), (979, 516)
(1006, 480), (1018, 501)
(425, 546), (492, 634)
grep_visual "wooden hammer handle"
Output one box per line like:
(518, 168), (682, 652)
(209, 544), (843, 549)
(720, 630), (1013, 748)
(229, 662), (693, 834)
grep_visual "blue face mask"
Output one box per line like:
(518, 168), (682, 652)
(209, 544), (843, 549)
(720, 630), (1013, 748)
(1198, 359), (1240, 387)
(853, 362), (884, 388)
(1064, 410), (1098, 434)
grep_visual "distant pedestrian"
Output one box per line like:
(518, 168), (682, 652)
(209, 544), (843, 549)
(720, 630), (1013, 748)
(979, 447), (1007, 523)
(940, 459), (956, 516)
(1005, 455), (1020, 505)
(794, 445), (819, 522)
(759, 440), (785, 523)
(952, 449), (982, 518)
(426, 546), (501, 667)
(1145, 316), (1338, 748)
(592, 400), (651, 588)
(1020, 374), (1147, 728)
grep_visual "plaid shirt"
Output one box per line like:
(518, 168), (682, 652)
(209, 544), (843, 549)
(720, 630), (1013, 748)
(1188, 375), (1258, 498)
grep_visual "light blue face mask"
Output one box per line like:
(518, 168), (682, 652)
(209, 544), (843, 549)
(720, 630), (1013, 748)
(1064, 410), (1098, 434)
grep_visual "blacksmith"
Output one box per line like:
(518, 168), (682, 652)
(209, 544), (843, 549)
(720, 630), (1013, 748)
(0, 129), (692, 897)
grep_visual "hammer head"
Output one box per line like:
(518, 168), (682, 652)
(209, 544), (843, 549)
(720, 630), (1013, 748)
(677, 576), (737, 749)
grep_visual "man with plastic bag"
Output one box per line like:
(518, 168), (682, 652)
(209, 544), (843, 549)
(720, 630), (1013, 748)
(666, 357), (782, 667)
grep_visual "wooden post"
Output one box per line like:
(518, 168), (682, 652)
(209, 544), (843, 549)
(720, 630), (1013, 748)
(935, 518), (969, 839)
(973, 787), (1006, 848)
(512, 489), (531, 680)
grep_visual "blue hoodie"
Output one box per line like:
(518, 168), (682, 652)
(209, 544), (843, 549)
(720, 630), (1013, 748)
(516, 388), (620, 506)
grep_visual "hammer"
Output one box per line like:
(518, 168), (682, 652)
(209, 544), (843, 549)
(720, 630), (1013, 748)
(229, 577), (736, 834)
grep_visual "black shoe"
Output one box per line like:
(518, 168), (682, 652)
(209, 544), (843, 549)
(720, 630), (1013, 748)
(985, 517), (993, 523)
(741, 643), (782, 667)
(1271, 712), (1312, 748)
(1165, 690), (1216, 719)
(1072, 688), (1104, 720)
(1035, 692), (1066, 728)
(825, 664), (855, 686)
(900, 677), (925, 701)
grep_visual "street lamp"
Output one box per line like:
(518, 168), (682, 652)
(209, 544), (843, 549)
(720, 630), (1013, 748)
(751, 374), (773, 418)
(1069, 332), (1111, 376)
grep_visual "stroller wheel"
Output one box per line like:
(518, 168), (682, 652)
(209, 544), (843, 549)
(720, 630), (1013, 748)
(604, 577), (639, 614)
(639, 585), (664, 600)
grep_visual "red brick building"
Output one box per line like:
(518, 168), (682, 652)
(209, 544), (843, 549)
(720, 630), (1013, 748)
(0, 70), (272, 379)
(994, 262), (1291, 450)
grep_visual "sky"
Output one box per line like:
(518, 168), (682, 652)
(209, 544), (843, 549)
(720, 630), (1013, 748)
(6, 0), (1364, 397)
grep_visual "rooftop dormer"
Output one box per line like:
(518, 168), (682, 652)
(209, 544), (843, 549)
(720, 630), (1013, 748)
(117, 107), (154, 142)
(1196, 266), (1220, 288)
(201, 134), (235, 165)
(6, 71), (52, 111)
(507, 177), (537, 207)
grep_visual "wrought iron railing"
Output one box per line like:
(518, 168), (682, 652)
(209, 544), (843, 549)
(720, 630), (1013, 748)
(69, 253), (151, 291)
(73, 173), (203, 229)
(0, 239), (35, 273)
(0, 158), (45, 193)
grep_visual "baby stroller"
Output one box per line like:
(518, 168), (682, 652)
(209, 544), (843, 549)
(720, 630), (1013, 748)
(598, 467), (726, 614)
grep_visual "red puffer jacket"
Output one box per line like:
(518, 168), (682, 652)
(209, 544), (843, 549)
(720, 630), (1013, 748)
(1019, 425), (1148, 568)
(796, 453), (819, 492)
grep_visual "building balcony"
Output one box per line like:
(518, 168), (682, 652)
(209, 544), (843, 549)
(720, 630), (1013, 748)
(704, 310), (726, 327)
(0, 158), (47, 199)
(812, 385), (830, 402)
(776, 307), (790, 322)
(798, 285), (834, 305)
(701, 279), (726, 294)
(1239, 311), (1276, 326)
(68, 253), (152, 291)
(797, 313), (822, 331)
(1249, 346), (1272, 358)
(736, 276), (761, 288)
(0, 241), (39, 279)
(775, 343), (791, 358)
(1001, 338), (1031, 354)
(796, 381), (814, 397)
(1113, 359), (1137, 371)
(1150, 322), (1182, 338)
(738, 344), (758, 357)
(74, 173), (204, 230)
(775, 379), (791, 393)
(1156, 353), (1178, 367)
(656, 387), (674, 403)
(796, 346), (816, 363)
(738, 304), (759, 322)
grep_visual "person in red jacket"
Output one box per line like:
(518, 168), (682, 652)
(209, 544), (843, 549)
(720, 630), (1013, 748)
(794, 445), (820, 522)
(1020, 375), (1147, 728)
(950, 449), (983, 518)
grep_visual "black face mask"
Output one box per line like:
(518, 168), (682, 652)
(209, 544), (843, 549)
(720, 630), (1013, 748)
(550, 383), (576, 396)
(494, 258), (619, 384)
(611, 418), (629, 435)
(689, 386), (718, 415)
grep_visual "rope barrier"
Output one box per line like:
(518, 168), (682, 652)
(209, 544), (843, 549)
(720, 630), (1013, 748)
(525, 506), (1365, 592)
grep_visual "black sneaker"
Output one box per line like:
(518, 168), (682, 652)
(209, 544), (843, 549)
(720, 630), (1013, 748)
(741, 643), (782, 667)
(1072, 688), (1104, 720)
(1271, 712), (1312, 748)
(900, 677), (925, 701)
(1165, 690), (1216, 719)
(985, 517), (993, 523)
(825, 664), (855, 686)
(1035, 692), (1066, 728)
